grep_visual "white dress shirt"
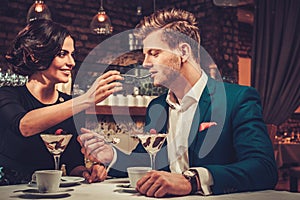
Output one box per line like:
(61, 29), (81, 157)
(166, 70), (213, 195)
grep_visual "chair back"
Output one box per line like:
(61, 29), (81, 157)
(267, 124), (277, 145)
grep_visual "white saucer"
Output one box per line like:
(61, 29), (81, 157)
(116, 184), (137, 193)
(21, 188), (73, 197)
(29, 176), (85, 187)
(121, 187), (137, 193)
(60, 176), (85, 186)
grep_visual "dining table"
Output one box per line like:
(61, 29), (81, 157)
(0, 177), (300, 200)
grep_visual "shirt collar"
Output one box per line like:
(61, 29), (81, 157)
(166, 70), (208, 111)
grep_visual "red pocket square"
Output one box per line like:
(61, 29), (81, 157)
(199, 122), (217, 131)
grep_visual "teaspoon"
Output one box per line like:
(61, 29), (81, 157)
(122, 73), (151, 79)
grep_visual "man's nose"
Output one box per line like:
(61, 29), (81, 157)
(142, 54), (152, 68)
(142, 61), (153, 69)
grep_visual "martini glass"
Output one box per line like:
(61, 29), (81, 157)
(40, 134), (72, 170)
(137, 133), (167, 170)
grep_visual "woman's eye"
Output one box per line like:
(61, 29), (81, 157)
(71, 52), (76, 59)
(57, 51), (67, 57)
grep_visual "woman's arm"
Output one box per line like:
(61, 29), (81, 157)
(20, 71), (123, 137)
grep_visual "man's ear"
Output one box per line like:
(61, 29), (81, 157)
(179, 43), (191, 63)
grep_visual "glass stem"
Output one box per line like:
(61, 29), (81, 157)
(150, 153), (157, 170)
(53, 155), (61, 170)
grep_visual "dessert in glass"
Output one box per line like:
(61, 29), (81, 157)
(136, 129), (167, 170)
(40, 129), (72, 170)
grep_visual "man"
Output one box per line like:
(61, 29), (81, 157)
(78, 8), (277, 197)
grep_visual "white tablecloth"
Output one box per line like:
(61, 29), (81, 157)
(1, 178), (300, 200)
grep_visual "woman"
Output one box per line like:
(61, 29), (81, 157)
(0, 19), (122, 185)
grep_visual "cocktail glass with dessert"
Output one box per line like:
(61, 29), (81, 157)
(40, 129), (72, 170)
(136, 129), (167, 170)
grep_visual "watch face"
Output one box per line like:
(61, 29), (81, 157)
(184, 170), (195, 177)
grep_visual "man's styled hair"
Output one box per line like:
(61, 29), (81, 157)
(134, 8), (201, 64)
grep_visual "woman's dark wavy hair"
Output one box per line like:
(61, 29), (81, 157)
(5, 19), (71, 76)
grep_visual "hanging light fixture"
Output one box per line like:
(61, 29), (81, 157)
(136, 0), (142, 16)
(136, 5), (142, 16)
(212, 0), (238, 6)
(26, 0), (51, 23)
(90, 0), (113, 35)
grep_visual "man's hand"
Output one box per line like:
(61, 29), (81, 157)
(136, 171), (192, 197)
(77, 128), (114, 165)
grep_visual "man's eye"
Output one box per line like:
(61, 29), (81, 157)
(150, 51), (159, 57)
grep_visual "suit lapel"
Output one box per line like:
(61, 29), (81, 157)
(145, 93), (169, 133)
(188, 78), (216, 166)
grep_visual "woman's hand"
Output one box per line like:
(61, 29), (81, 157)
(82, 70), (123, 106)
(83, 163), (107, 183)
(71, 164), (107, 183)
(77, 128), (114, 165)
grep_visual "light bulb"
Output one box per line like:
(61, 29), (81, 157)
(35, 3), (44, 12)
(137, 6), (142, 16)
(98, 13), (106, 22)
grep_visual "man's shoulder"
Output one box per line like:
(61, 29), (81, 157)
(207, 79), (260, 102)
(213, 80), (258, 95)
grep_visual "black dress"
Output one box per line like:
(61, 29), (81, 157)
(0, 85), (85, 185)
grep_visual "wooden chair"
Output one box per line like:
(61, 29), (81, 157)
(266, 124), (277, 145)
(289, 166), (300, 192)
(266, 124), (278, 161)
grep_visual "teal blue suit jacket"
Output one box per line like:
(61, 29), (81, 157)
(144, 78), (278, 194)
(109, 78), (278, 194)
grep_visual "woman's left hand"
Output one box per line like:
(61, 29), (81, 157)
(77, 128), (114, 165)
(71, 164), (107, 183)
(83, 163), (107, 183)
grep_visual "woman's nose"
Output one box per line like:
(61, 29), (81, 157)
(67, 55), (76, 67)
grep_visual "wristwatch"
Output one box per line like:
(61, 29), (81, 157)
(182, 169), (199, 194)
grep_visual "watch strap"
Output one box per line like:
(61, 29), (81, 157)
(183, 169), (199, 194)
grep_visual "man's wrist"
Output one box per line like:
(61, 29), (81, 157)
(182, 169), (201, 194)
(189, 169), (202, 192)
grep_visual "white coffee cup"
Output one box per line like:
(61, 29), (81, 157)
(34, 170), (62, 193)
(127, 167), (151, 188)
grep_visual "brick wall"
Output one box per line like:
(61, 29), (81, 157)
(0, 0), (253, 83)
